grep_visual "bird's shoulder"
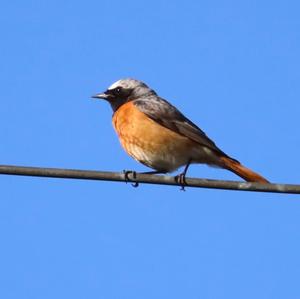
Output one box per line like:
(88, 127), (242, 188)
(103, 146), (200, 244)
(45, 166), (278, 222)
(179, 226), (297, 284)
(133, 95), (234, 159)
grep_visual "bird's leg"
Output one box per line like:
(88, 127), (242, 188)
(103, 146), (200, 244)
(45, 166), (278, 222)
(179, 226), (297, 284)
(123, 170), (139, 188)
(176, 160), (192, 191)
(123, 170), (167, 188)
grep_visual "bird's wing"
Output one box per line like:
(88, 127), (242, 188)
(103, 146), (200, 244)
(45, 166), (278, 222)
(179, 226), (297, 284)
(133, 96), (233, 159)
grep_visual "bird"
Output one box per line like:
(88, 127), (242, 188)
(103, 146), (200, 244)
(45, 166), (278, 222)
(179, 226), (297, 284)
(92, 78), (269, 184)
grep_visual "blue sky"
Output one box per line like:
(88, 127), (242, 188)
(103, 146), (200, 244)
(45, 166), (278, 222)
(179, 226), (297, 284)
(1, 1), (300, 298)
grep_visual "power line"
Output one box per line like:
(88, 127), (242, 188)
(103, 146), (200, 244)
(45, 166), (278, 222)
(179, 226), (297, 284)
(0, 164), (299, 194)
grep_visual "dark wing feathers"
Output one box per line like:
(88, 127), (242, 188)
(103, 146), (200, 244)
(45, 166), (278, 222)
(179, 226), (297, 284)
(133, 96), (232, 158)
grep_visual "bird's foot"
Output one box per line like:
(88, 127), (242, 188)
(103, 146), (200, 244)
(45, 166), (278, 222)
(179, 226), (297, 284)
(123, 170), (139, 188)
(176, 172), (188, 191)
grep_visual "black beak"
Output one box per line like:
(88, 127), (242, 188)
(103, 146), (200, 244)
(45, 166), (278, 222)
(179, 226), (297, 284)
(91, 92), (109, 99)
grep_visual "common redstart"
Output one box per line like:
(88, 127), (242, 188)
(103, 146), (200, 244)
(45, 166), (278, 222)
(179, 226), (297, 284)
(92, 78), (269, 183)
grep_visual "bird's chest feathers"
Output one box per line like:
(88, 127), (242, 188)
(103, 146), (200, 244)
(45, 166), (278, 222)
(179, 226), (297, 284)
(111, 102), (196, 171)
(112, 102), (137, 138)
(112, 101), (176, 145)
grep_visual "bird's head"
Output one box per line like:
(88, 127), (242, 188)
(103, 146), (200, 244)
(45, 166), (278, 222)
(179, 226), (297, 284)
(92, 78), (155, 111)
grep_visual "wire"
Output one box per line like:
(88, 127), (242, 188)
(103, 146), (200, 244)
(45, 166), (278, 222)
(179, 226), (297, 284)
(0, 164), (298, 194)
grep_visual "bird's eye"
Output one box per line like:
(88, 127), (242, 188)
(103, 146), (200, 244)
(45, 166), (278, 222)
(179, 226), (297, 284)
(114, 87), (122, 94)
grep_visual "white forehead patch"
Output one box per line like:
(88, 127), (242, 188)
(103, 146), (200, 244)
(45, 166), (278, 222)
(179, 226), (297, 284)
(108, 80), (123, 90)
(107, 78), (144, 91)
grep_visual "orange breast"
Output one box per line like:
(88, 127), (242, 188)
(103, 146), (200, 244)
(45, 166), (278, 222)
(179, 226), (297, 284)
(112, 101), (197, 172)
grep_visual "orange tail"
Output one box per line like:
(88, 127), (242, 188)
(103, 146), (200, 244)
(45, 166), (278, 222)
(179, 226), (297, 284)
(220, 157), (269, 183)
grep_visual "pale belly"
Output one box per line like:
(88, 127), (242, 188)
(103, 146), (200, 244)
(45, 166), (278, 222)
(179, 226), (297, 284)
(117, 132), (195, 172)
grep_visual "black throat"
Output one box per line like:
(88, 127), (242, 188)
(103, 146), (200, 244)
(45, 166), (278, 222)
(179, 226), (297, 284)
(109, 98), (129, 113)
